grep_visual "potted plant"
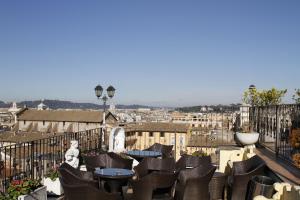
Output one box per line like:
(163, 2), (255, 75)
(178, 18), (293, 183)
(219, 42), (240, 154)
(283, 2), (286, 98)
(0, 179), (46, 200)
(43, 166), (63, 196)
(192, 150), (208, 157)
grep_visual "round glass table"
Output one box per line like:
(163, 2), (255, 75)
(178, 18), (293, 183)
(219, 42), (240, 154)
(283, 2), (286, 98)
(126, 150), (162, 162)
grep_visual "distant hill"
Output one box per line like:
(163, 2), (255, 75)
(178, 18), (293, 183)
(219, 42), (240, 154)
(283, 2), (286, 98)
(0, 99), (157, 110)
(0, 101), (9, 108)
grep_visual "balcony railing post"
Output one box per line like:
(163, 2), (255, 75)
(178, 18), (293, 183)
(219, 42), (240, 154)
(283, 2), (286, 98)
(275, 105), (279, 156)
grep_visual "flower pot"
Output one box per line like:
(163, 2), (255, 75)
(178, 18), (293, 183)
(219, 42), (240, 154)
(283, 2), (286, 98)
(236, 132), (260, 146)
(18, 185), (47, 200)
(43, 177), (63, 196)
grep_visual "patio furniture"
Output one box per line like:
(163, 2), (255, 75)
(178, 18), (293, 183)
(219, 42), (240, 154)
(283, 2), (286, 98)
(84, 152), (133, 171)
(144, 143), (173, 158)
(94, 168), (135, 193)
(175, 164), (216, 200)
(246, 175), (275, 200)
(228, 155), (266, 200)
(175, 154), (212, 172)
(209, 172), (227, 200)
(60, 178), (122, 200)
(123, 170), (177, 200)
(134, 157), (176, 179)
(126, 150), (162, 162)
(58, 162), (98, 188)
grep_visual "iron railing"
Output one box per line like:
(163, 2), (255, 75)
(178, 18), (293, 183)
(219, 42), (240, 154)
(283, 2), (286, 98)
(0, 128), (101, 192)
(250, 104), (300, 168)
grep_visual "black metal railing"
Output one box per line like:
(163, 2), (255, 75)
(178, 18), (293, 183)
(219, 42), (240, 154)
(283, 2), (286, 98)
(0, 128), (101, 192)
(250, 104), (300, 168)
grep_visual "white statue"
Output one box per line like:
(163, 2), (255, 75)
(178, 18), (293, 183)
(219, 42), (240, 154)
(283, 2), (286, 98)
(109, 127), (125, 153)
(65, 140), (79, 168)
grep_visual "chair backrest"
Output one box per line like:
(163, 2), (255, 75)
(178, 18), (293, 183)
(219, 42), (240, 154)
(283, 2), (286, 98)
(176, 164), (216, 200)
(232, 155), (265, 175)
(131, 171), (177, 200)
(147, 157), (176, 172)
(107, 152), (133, 169)
(230, 156), (266, 200)
(58, 163), (97, 188)
(134, 158), (149, 179)
(175, 154), (212, 172)
(146, 143), (173, 158)
(60, 178), (120, 200)
(134, 157), (175, 178)
(83, 154), (107, 171)
(84, 153), (133, 171)
(131, 174), (153, 200)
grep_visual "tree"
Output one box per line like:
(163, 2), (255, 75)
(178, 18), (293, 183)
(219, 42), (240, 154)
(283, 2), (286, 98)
(293, 89), (300, 104)
(243, 87), (287, 106)
(243, 87), (260, 106)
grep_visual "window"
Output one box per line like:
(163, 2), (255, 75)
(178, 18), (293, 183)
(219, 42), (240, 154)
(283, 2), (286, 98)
(43, 121), (45, 126)
(63, 121), (66, 126)
(160, 132), (165, 137)
(149, 132), (153, 137)
(23, 121), (26, 125)
(138, 132), (142, 137)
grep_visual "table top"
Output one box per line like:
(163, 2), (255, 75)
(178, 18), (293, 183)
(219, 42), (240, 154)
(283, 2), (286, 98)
(94, 168), (135, 179)
(126, 150), (162, 157)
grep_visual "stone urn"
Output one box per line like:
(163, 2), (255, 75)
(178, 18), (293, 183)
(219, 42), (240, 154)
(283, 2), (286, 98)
(235, 132), (260, 146)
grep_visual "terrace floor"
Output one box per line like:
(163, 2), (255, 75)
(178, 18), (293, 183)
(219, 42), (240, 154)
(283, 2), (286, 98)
(255, 147), (300, 185)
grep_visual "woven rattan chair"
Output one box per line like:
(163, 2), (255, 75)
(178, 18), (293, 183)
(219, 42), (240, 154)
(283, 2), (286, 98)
(60, 178), (122, 200)
(58, 163), (98, 188)
(124, 171), (177, 200)
(145, 143), (174, 158)
(107, 152), (133, 169)
(134, 157), (176, 179)
(175, 164), (216, 200)
(84, 152), (133, 171)
(175, 154), (212, 172)
(228, 155), (266, 200)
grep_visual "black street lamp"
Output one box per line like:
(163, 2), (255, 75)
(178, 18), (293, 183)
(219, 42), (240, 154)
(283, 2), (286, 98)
(248, 84), (256, 107)
(94, 85), (116, 150)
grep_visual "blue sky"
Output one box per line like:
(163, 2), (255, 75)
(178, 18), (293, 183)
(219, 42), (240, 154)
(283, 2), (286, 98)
(0, 1), (299, 106)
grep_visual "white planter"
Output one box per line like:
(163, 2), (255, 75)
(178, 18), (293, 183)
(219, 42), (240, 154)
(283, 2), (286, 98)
(18, 185), (47, 200)
(43, 177), (63, 196)
(236, 132), (260, 145)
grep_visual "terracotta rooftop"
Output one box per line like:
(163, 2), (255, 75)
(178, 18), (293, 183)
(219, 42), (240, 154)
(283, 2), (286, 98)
(124, 122), (190, 133)
(17, 109), (116, 123)
(0, 131), (65, 143)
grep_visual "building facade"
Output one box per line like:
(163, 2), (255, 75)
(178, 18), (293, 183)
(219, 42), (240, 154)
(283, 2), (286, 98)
(16, 108), (118, 134)
(124, 122), (190, 160)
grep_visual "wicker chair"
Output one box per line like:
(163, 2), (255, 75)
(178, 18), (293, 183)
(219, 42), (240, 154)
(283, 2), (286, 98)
(84, 152), (133, 171)
(175, 164), (216, 200)
(58, 163), (98, 188)
(134, 157), (176, 179)
(124, 171), (177, 200)
(107, 152), (133, 169)
(145, 143), (174, 158)
(175, 154), (212, 172)
(60, 178), (122, 200)
(228, 155), (266, 200)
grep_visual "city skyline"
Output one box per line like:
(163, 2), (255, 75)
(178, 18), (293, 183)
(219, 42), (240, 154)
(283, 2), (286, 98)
(1, 1), (299, 106)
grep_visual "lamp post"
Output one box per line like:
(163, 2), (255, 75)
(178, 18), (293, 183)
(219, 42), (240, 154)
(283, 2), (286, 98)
(95, 85), (116, 150)
(249, 84), (256, 107)
(248, 84), (256, 132)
